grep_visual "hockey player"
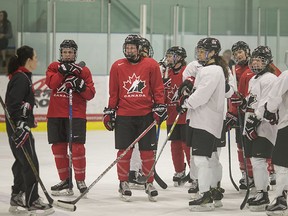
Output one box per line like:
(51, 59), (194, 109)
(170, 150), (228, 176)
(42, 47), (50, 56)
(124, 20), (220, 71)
(177, 37), (228, 211)
(45, 40), (95, 196)
(129, 36), (154, 187)
(103, 34), (167, 202)
(5, 45), (54, 215)
(161, 46), (191, 187)
(226, 41), (255, 190)
(238, 46), (278, 211)
(226, 41), (280, 190)
(264, 70), (288, 216)
(181, 60), (202, 195)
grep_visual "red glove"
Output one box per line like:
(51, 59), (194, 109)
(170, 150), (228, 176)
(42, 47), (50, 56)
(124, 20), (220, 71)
(103, 107), (116, 131)
(176, 95), (189, 114)
(178, 76), (195, 97)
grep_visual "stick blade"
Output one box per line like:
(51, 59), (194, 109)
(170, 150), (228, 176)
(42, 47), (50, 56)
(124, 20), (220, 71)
(53, 200), (76, 212)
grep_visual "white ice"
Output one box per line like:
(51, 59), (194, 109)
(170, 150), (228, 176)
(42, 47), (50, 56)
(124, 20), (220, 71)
(0, 129), (275, 215)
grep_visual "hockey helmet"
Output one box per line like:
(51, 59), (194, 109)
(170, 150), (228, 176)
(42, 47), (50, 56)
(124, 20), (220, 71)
(122, 34), (142, 63)
(59, 39), (78, 62)
(249, 46), (273, 74)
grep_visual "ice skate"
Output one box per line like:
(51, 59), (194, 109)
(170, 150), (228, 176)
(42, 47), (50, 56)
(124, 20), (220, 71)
(248, 190), (270, 212)
(129, 170), (145, 190)
(173, 170), (187, 187)
(188, 179), (199, 198)
(119, 181), (132, 202)
(145, 183), (158, 202)
(27, 198), (54, 216)
(8, 191), (28, 215)
(210, 183), (225, 208)
(239, 172), (255, 191)
(266, 191), (288, 216)
(51, 179), (74, 196)
(77, 180), (88, 198)
(189, 191), (215, 212)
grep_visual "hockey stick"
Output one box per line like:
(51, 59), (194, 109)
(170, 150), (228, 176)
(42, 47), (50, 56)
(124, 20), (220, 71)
(227, 128), (239, 191)
(238, 108), (250, 210)
(230, 65), (250, 209)
(154, 124), (168, 189)
(0, 96), (75, 212)
(137, 113), (180, 184)
(68, 89), (73, 192)
(58, 120), (157, 210)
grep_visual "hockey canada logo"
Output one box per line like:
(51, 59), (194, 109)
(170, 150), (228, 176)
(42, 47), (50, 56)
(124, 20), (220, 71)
(123, 73), (146, 95)
(167, 84), (179, 103)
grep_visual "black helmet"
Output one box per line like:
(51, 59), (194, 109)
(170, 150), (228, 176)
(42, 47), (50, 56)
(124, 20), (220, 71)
(139, 37), (154, 58)
(231, 41), (250, 65)
(249, 46), (273, 74)
(59, 39), (78, 62)
(60, 39), (78, 51)
(164, 46), (187, 71)
(196, 37), (221, 55)
(231, 41), (250, 55)
(166, 46), (187, 59)
(122, 34), (142, 63)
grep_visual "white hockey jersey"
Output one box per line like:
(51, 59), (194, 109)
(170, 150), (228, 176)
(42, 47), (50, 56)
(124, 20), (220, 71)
(183, 64), (225, 138)
(266, 70), (288, 130)
(245, 72), (278, 144)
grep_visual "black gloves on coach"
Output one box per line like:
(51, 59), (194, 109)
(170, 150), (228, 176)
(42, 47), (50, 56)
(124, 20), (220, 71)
(177, 76), (195, 98)
(176, 95), (188, 114)
(103, 107), (116, 131)
(11, 121), (30, 148)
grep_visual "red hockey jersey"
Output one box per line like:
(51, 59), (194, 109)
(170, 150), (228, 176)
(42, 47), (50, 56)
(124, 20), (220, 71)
(108, 57), (165, 116)
(45, 61), (95, 119)
(165, 66), (187, 125)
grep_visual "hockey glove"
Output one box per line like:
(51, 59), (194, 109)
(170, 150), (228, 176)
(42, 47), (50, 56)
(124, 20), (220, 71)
(263, 102), (279, 125)
(176, 95), (189, 114)
(178, 76), (195, 98)
(20, 102), (32, 119)
(103, 107), (116, 131)
(224, 112), (238, 131)
(65, 76), (86, 93)
(152, 104), (168, 124)
(244, 115), (261, 141)
(58, 63), (83, 76)
(230, 93), (247, 110)
(11, 121), (30, 148)
(163, 78), (171, 90)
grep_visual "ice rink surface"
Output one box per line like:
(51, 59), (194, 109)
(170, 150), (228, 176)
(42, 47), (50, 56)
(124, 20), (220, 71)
(0, 129), (275, 216)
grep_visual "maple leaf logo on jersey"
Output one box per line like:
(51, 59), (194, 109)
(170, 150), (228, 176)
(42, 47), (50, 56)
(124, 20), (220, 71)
(167, 84), (179, 103)
(123, 73), (146, 94)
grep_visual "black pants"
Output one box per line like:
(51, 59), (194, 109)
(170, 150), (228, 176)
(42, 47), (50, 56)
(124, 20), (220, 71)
(6, 124), (40, 207)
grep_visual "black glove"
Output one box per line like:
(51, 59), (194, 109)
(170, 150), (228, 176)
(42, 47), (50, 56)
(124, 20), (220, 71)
(103, 107), (116, 131)
(176, 95), (189, 114)
(152, 104), (168, 124)
(58, 63), (82, 76)
(263, 102), (279, 125)
(65, 76), (86, 93)
(245, 115), (261, 141)
(224, 112), (237, 131)
(20, 102), (32, 119)
(230, 93), (247, 110)
(11, 121), (30, 148)
(178, 76), (195, 97)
